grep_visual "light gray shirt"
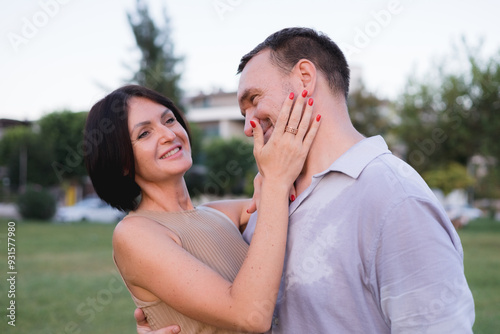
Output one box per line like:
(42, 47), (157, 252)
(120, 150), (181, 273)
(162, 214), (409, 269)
(243, 136), (475, 333)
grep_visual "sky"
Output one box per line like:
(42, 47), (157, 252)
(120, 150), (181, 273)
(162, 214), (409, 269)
(1, 0), (499, 121)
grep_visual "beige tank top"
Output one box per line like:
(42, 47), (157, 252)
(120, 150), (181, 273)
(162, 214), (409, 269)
(115, 206), (250, 333)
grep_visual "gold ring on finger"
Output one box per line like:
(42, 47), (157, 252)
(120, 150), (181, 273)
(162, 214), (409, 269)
(285, 126), (298, 135)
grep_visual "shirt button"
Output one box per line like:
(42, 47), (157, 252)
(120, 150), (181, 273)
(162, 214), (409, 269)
(273, 317), (279, 327)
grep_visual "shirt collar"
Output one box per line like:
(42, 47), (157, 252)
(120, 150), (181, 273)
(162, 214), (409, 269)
(314, 135), (391, 180)
(288, 135), (392, 216)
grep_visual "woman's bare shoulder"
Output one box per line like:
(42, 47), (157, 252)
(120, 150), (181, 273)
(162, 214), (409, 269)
(113, 215), (181, 252)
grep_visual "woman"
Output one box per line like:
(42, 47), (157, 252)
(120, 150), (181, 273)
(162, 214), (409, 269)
(84, 85), (320, 333)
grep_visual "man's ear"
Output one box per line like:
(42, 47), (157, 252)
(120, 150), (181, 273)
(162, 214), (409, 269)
(292, 59), (317, 96)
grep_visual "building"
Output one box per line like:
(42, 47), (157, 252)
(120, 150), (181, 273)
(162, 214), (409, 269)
(185, 90), (245, 139)
(0, 118), (31, 140)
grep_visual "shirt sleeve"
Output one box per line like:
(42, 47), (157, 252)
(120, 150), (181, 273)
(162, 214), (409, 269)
(374, 197), (475, 333)
(242, 212), (257, 244)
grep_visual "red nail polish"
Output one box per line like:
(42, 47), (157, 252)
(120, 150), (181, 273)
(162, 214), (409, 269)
(302, 90), (308, 98)
(246, 209), (250, 214)
(290, 195), (295, 202)
(316, 114), (321, 122)
(308, 98), (314, 106)
(250, 120), (256, 128)
(289, 92), (294, 100)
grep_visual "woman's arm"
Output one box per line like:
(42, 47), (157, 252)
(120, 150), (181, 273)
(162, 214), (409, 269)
(204, 172), (296, 233)
(115, 92), (320, 332)
(114, 183), (289, 332)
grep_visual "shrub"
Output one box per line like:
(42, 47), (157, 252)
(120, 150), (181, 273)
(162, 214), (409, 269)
(17, 186), (56, 220)
(423, 162), (475, 195)
(203, 137), (256, 196)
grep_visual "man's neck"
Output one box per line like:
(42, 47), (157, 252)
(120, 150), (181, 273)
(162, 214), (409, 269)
(294, 100), (365, 195)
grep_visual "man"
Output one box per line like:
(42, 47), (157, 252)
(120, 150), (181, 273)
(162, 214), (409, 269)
(138, 27), (475, 333)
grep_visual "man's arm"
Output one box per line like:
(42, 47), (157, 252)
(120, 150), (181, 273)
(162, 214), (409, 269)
(376, 197), (475, 332)
(135, 308), (180, 334)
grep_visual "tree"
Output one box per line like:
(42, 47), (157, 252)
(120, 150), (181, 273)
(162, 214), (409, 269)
(395, 40), (500, 191)
(202, 137), (255, 196)
(127, 0), (184, 109)
(348, 81), (394, 138)
(38, 111), (89, 183)
(0, 125), (57, 189)
(188, 122), (203, 165)
(0, 111), (89, 191)
(183, 122), (206, 198)
(422, 162), (475, 196)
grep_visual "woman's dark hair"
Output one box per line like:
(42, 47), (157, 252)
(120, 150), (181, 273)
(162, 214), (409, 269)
(237, 27), (350, 100)
(84, 85), (191, 212)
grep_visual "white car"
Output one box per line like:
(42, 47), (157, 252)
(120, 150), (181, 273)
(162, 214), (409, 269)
(445, 205), (483, 227)
(55, 197), (125, 223)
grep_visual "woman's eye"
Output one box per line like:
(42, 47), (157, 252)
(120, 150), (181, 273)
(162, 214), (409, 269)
(165, 117), (176, 124)
(250, 95), (258, 104)
(138, 130), (149, 139)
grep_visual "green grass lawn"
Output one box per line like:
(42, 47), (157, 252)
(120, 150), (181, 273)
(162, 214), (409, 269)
(0, 217), (499, 333)
(458, 218), (500, 334)
(0, 220), (136, 334)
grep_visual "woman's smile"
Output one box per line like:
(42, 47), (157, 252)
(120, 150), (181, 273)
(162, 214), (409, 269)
(160, 146), (181, 160)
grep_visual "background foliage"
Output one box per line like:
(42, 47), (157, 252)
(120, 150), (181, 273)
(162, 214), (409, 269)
(0, 6), (499, 207)
(17, 186), (57, 220)
(395, 41), (500, 199)
(202, 137), (255, 196)
(126, 0), (184, 109)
